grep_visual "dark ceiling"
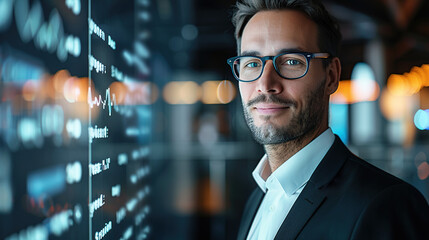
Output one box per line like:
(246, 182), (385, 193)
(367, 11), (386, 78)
(326, 0), (429, 77)
(162, 0), (429, 82)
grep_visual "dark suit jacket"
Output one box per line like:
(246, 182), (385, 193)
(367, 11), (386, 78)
(237, 136), (429, 240)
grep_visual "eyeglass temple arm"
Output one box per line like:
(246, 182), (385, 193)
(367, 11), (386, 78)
(313, 53), (330, 59)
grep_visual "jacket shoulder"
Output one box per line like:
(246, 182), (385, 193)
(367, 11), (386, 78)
(345, 152), (412, 192)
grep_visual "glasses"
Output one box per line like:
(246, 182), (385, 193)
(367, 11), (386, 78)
(227, 52), (330, 82)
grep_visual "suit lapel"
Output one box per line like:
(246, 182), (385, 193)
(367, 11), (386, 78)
(275, 182), (326, 240)
(237, 188), (264, 240)
(274, 136), (349, 240)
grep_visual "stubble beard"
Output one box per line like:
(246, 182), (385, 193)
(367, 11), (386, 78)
(242, 79), (326, 145)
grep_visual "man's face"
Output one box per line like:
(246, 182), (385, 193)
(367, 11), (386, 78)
(239, 10), (332, 145)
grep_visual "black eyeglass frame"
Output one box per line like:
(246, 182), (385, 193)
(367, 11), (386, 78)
(227, 52), (330, 82)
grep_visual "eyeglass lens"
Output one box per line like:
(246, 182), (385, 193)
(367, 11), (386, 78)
(233, 53), (308, 81)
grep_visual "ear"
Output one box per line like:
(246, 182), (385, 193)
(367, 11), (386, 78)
(325, 57), (341, 95)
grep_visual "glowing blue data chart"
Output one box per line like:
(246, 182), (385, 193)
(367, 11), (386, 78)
(0, 0), (153, 240)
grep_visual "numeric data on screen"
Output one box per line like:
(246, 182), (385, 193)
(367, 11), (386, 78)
(0, 1), (153, 239)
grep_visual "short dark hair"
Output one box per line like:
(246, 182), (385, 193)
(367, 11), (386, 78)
(232, 0), (341, 62)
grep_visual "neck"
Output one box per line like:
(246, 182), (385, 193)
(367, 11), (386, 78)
(264, 125), (328, 173)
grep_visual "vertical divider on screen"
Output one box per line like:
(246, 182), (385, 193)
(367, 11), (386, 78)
(88, 0), (92, 239)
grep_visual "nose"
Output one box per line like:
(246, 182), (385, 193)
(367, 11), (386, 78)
(256, 60), (283, 94)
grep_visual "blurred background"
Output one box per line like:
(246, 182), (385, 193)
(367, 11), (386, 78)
(1, 0), (429, 240)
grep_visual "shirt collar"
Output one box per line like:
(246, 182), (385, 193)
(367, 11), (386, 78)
(252, 128), (335, 195)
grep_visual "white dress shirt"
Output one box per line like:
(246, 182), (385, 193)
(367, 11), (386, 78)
(246, 128), (335, 240)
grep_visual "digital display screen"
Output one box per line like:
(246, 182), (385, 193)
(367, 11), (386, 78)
(0, 0), (152, 239)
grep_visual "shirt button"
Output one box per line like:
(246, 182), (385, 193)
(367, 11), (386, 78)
(269, 205), (276, 212)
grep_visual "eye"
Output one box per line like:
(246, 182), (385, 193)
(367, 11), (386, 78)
(245, 61), (260, 68)
(285, 59), (302, 66)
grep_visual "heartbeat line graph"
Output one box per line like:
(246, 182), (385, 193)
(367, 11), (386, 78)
(87, 87), (118, 116)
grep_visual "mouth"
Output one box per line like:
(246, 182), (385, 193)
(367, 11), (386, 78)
(253, 104), (291, 115)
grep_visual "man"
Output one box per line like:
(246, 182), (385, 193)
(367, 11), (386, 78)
(227, 0), (429, 239)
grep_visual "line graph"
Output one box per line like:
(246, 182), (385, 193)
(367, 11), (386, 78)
(87, 87), (118, 116)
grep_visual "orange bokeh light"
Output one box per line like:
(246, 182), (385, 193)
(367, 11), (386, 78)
(387, 64), (429, 96)
(53, 70), (71, 94)
(331, 80), (379, 104)
(124, 81), (159, 105)
(379, 87), (416, 121)
(217, 80), (236, 104)
(421, 65), (429, 87)
(201, 81), (220, 104)
(163, 81), (201, 104)
(417, 162), (429, 180)
(22, 80), (38, 102)
(109, 82), (128, 105)
(387, 74), (412, 96)
(63, 77), (90, 103)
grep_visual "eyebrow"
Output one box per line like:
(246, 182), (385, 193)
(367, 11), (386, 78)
(240, 48), (307, 57)
(240, 51), (260, 56)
